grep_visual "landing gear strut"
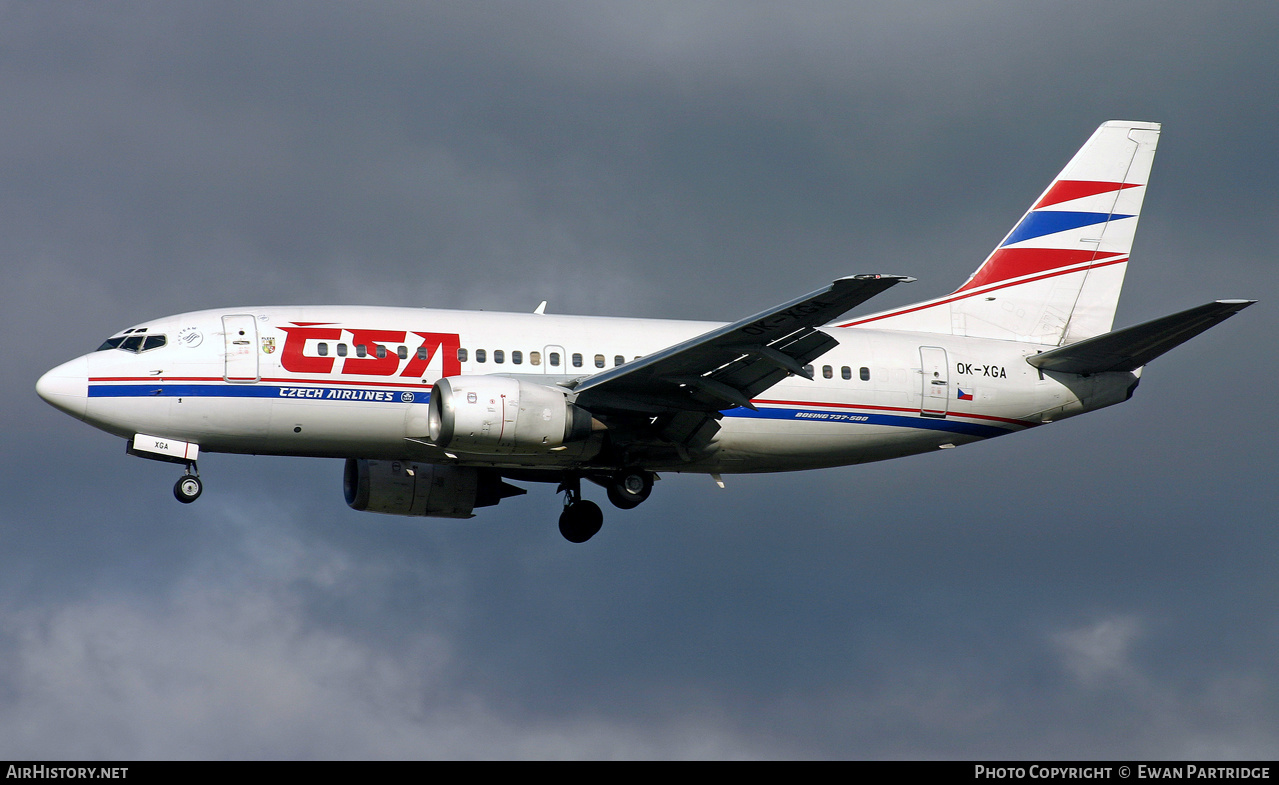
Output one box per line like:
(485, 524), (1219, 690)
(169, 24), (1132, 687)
(173, 462), (202, 504)
(557, 475), (603, 543)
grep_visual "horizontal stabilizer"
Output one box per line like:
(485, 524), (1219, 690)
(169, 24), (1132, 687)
(1027, 300), (1255, 375)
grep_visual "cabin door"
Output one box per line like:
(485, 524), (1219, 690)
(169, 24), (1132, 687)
(222, 314), (259, 383)
(919, 346), (949, 418)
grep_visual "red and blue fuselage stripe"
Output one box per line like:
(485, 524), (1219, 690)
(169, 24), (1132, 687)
(89, 378), (1031, 439)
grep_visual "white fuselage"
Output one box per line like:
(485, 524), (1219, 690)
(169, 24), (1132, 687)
(41, 306), (1140, 475)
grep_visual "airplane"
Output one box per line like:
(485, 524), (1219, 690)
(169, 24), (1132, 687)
(36, 120), (1254, 543)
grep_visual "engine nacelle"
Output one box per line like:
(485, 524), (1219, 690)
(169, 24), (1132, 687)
(343, 458), (523, 518)
(427, 375), (594, 455)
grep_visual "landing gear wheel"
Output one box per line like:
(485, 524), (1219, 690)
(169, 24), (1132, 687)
(558, 500), (603, 543)
(174, 475), (203, 504)
(606, 469), (654, 510)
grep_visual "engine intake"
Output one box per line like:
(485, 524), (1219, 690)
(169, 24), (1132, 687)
(344, 458), (524, 518)
(427, 376), (594, 455)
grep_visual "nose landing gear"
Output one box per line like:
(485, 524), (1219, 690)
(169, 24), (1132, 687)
(173, 463), (202, 504)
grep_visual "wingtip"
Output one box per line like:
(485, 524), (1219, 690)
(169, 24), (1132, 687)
(842, 274), (915, 283)
(1102, 119), (1162, 131)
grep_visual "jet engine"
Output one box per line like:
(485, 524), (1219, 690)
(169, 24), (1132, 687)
(343, 458), (524, 518)
(427, 375), (595, 455)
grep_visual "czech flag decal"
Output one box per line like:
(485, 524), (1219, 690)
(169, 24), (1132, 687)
(957, 387), (974, 401)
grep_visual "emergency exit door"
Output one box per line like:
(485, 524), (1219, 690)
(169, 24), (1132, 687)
(543, 345), (566, 374)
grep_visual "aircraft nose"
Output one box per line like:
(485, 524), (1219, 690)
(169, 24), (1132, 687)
(36, 356), (89, 420)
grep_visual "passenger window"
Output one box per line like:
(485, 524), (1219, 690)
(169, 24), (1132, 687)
(530, 351), (541, 366)
(822, 365), (833, 379)
(803, 364), (814, 377)
(572, 353), (583, 368)
(476, 349), (486, 363)
(550, 352), (561, 367)
(337, 343), (348, 357)
(494, 350), (505, 364)
(318, 343), (329, 357)
(397, 346), (408, 360)
(355, 344), (367, 358)
(614, 355), (624, 367)
(417, 347), (429, 360)
(841, 366), (851, 380)
(594, 354), (605, 368)
(375, 345), (386, 359)
(457, 348), (468, 363)
(860, 367), (870, 381)
(512, 350), (522, 365)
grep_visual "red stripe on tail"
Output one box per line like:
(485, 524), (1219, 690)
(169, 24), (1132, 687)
(1034, 180), (1140, 209)
(957, 248), (1103, 292)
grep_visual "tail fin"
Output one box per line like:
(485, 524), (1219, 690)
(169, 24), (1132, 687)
(841, 120), (1161, 345)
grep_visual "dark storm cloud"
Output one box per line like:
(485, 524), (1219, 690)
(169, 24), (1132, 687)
(4, 1), (1277, 759)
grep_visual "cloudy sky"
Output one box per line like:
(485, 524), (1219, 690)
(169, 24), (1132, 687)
(4, 1), (1277, 759)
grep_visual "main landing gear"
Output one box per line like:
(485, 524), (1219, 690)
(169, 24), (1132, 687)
(558, 476), (603, 544)
(605, 468), (654, 510)
(173, 462), (202, 504)
(557, 469), (655, 543)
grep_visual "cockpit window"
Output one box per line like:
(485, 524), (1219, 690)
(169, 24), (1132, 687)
(96, 331), (167, 353)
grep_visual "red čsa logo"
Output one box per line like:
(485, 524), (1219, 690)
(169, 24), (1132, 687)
(278, 324), (460, 378)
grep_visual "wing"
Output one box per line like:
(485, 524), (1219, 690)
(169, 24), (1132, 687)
(571, 274), (912, 448)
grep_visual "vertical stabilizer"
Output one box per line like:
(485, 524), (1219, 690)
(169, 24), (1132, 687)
(841, 121), (1160, 345)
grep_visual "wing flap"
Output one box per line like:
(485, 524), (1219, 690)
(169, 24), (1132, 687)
(1027, 299), (1255, 375)
(710, 330), (837, 401)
